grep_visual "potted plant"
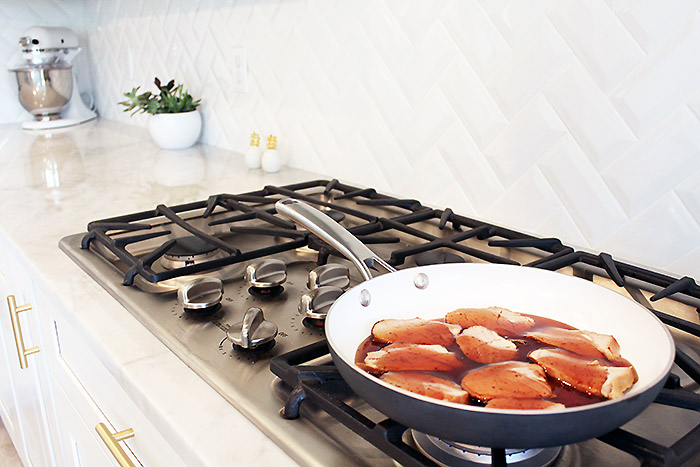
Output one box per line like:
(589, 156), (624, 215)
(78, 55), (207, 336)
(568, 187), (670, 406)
(118, 77), (202, 150)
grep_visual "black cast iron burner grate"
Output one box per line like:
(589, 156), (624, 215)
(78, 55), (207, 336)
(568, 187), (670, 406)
(78, 179), (700, 308)
(270, 340), (700, 467)
(79, 178), (561, 286)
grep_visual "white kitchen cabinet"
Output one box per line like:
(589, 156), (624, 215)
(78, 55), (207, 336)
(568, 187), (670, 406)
(0, 230), (187, 467)
(50, 374), (117, 467)
(46, 299), (188, 467)
(0, 235), (57, 467)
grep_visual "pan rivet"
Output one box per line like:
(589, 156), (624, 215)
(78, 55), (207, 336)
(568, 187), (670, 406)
(359, 289), (371, 307)
(413, 273), (429, 290)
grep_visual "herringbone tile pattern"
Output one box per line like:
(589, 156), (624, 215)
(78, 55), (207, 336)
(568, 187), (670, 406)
(2, 0), (699, 279)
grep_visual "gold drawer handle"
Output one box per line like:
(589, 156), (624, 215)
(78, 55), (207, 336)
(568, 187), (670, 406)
(7, 295), (40, 370)
(95, 423), (136, 467)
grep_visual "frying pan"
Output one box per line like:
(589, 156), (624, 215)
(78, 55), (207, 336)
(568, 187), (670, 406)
(276, 198), (675, 448)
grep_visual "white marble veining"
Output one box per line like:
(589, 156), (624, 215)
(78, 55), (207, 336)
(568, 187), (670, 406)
(0, 121), (319, 466)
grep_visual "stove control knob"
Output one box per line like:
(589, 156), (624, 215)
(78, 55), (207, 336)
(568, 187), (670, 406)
(178, 277), (223, 313)
(227, 307), (278, 349)
(245, 259), (287, 288)
(307, 264), (350, 290)
(299, 286), (344, 320)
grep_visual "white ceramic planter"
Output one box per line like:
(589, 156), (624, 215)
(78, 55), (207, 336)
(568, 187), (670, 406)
(148, 110), (202, 150)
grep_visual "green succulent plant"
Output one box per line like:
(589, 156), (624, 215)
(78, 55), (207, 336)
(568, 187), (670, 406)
(118, 77), (201, 116)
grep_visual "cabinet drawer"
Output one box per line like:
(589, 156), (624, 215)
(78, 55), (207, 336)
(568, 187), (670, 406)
(51, 374), (118, 467)
(50, 312), (186, 467)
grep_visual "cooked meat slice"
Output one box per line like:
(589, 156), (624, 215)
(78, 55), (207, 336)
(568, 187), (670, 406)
(456, 326), (518, 363)
(364, 344), (463, 372)
(371, 318), (461, 345)
(380, 372), (469, 404)
(529, 348), (636, 399)
(485, 398), (565, 411)
(460, 361), (553, 401)
(445, 307), (535, 336)
(525, 327), (621, 360)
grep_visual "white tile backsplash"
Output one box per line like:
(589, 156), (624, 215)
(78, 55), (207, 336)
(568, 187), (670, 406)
(598, 192), (700, 269)
(487, 18), (571, 119)
(675, 171), (700, 226)
(484, 165), (562, 233)
(1, 0), (699, 280)
(602, 108), (700, 217)
(437, 121), (504, 213)
(666, 245), (700, 279)
(397, 86), (456, 164)
(611, 13), (700, 137)
(440, 1), (511, 82)
(484, 95), (567, 187)
(539, 208), (588, 247)
(616, 0), (700, 53)
(395, 21), (458, 107)
(549, 0), (646, 92)
(543, 61), (636, 171)
(439, 55), (507, 149)
(539, 136), (628, 245)
(361, 109), (413, 188)
(477, 0), (555, 47)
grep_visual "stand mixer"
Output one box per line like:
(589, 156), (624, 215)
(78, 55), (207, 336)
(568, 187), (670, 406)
(9, 26), (97, 130)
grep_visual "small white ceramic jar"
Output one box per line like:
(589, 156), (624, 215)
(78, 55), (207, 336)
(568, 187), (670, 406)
(148, 110), (202, 150)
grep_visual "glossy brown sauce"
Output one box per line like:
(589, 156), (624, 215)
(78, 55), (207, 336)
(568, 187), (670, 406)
(355, 314), (634, 408)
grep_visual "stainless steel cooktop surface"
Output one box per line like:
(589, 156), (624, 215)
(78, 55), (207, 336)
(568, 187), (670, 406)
(59, 180), (700, 467)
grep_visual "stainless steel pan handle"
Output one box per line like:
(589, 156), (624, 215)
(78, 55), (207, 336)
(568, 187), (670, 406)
(275, 199), (396, 281)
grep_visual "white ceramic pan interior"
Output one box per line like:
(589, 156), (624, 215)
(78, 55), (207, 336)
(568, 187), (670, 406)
(326, 262), (674, 413)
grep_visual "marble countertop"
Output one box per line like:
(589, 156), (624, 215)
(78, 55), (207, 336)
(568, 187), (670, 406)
(0, 120), (328, 466)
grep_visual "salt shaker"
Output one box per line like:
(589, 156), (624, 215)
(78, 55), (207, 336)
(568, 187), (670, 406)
(261, 135), (281, 173)
(244, 132), (262, 169)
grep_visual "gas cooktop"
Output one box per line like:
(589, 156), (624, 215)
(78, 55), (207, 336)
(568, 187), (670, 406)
(59, 179), (700, 466)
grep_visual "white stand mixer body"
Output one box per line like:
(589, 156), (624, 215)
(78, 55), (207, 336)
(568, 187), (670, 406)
(12, 26), (97, 130)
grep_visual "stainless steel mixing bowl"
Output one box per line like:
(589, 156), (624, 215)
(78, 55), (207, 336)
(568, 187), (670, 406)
(13, 65), (72, 121)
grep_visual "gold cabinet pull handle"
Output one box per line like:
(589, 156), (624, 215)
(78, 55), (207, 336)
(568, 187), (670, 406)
(95, 423), (136, 467)
(7, 295), (39, 370)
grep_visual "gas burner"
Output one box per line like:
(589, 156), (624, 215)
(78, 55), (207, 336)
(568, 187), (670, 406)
(414, 250), (467, 266)
(161, 236), (220, 270)
(411, 431), (561, 467)
(227, 307), (278, 351)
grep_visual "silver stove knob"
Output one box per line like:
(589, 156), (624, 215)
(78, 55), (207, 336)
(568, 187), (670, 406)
(245, 259), (287, 288)
(227, 307), (278, 349)
(299, 286), (344, 320)
(307, 264), (350, 290)
(177, 277), (223, 312)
